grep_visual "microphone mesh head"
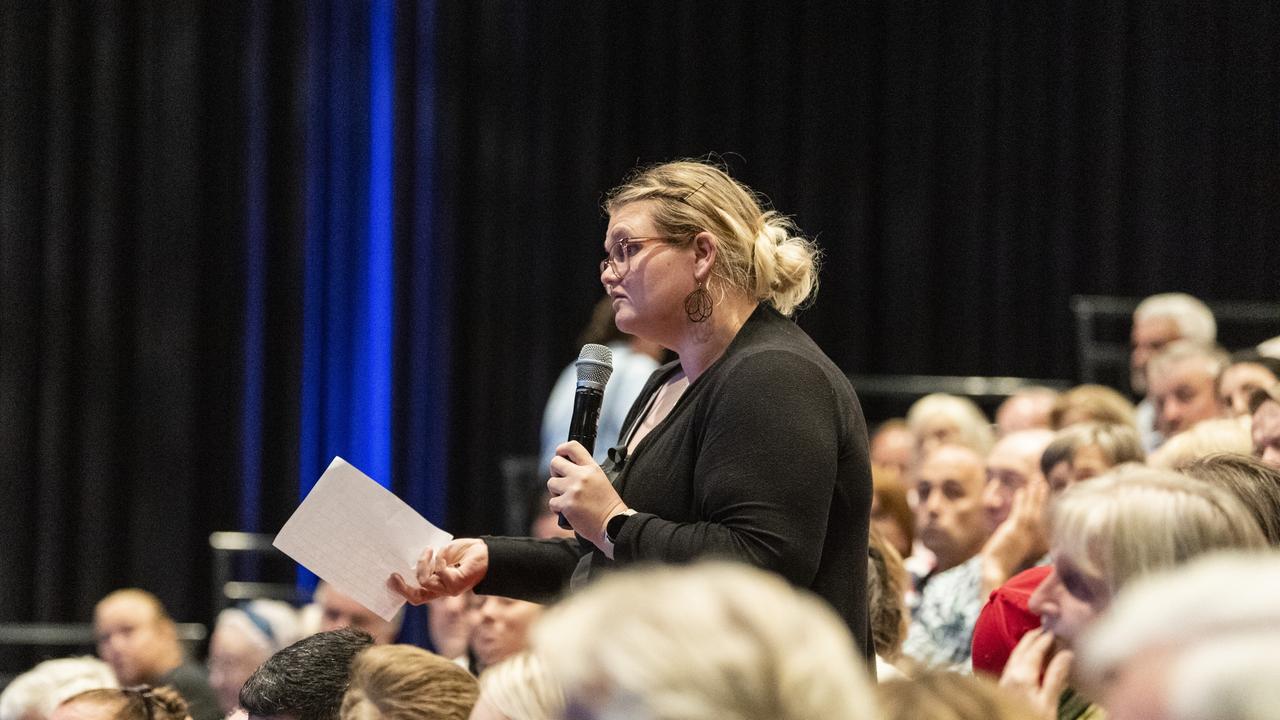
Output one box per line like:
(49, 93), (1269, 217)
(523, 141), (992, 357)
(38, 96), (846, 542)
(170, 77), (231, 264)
(575, 343), (614, 388)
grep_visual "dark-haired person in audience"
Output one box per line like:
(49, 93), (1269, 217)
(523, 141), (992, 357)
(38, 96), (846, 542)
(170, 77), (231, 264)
(1217, 353), (1280, 417)
(1146, 341), (1228, 445)
(1250, 384), (1280, 469)
(240, 628), (373, 720)
(867, 527), (909, 680)
(94, 590), (220, 720)
(1129, 293), (1217, 451)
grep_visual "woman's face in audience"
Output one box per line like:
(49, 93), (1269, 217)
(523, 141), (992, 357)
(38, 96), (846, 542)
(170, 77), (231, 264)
(471, 597), (543, 670)
(1045, 444), (1111, 494)
(1028, 552), (1108, 647)
(1219, 362), (1278, 417)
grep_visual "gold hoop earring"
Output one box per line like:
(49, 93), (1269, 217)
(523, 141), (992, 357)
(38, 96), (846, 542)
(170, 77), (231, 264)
(684, 282), (712, 323)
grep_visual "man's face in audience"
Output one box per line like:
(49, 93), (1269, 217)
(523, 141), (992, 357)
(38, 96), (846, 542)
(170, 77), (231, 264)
(1045, 445), (1111, 495)
(1150, 359), (1220, 438)
(208, 624), (273, 714)
(318, 585), (398, 644)
(870, 425), (915, 480)
(1253, 400), (1280, 469)
(471, 596), (542, 670)
(1131, 315), (1181, 395)
(94, 594), (176, 685)
(981, 432), (1050, 529)
(915, 445), (989, 571)
(1219, 363), (1278, 417)
(1028, 552), (1106, 648)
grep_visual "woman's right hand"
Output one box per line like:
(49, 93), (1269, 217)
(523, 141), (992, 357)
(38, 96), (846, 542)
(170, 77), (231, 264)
(389, 538), (489, 605)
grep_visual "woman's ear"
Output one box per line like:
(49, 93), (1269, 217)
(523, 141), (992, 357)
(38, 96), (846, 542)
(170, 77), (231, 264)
(692, 231), (717, 282)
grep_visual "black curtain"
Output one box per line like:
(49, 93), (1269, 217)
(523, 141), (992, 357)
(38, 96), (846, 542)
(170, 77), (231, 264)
(434, 1), (1280, 534)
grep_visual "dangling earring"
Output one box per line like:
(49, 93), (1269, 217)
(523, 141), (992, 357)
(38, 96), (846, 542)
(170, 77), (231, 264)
(684, 281), (712, 323)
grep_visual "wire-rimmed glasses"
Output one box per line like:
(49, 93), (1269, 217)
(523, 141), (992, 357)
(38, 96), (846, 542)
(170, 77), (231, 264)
(600, 236), (676, 280)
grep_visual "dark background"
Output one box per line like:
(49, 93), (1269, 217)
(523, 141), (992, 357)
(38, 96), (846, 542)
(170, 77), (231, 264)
(2, 0), (1277, 658)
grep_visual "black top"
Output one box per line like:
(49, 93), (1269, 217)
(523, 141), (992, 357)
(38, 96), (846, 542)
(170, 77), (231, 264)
(158, 660), (222, 720)
(479, 304), (873, 658)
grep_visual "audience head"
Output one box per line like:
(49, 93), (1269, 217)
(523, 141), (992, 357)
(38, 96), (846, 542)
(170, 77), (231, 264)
(1028, 468), (1265, 648)
(906, 394), (995, 459)
(340, 644), (478, 720)
(1217, 354), (1280, 417)
(870, 467), (914, 559)
(603, 160), (820, 317)
(878, 671), (1038, 720)
(869, 419), (915, 481)
(51, 687), (187, 720)
(471, 597), (542, 674)
(1039, 422), (1144, 494)
(1147, 341), (1229, 439)
(0, 657), (117, 720)
(1050, 384), (1137, 430)
(981, 429), (1054, 529)
(469, 652), (563, 720)
(1249, 384), (1280, 468)
(1131, 293), (1216, 395)
(533, 561), (876, 720)
(208, 601), (303, 714)
(1078, 551), (1280, 720)
(314, 582), (401, 645)
(427, 593), (480, 663)
(239, 627), (374, 720)
(1147, 418), (1252, 470)
(93, 589), (184, 686)
(1182, 453), (1280, 546)
(867, 527), (909, 664)
(915, 444), (990, 572)
(994, 387), (1058, 437)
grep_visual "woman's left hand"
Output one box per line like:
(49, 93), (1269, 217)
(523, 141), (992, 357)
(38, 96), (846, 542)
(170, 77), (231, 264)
(547, 441), (626, 549)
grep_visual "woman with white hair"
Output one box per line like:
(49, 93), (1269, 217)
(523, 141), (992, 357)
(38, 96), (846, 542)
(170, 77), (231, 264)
(0, 657), (117, 720)
(532, 561), (877, 720)
(206, 600), (302, 714)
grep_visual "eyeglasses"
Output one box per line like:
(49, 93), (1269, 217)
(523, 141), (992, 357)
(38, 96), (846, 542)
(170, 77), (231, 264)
(600, 236), (676, 280)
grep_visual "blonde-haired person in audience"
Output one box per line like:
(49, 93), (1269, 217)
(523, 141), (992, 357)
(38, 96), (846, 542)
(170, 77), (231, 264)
(867, 527), (910, 680)
(907, 394), (995, 460)
(207, 600), (302, 715)
(340, 645), (478, 720)
(0, 657), (117, 720)
(880, 670), (1039, 720)
(1077, 551), (1280, 720)
(468, 652), (563, 720)
(52, 686), (188, 720)
(532, 562), (877, 720)
(999, 468), (1266, 719)
(1146, 418), (1251, 470)
(1048, 385), (1136, 431)
(1182, 454), (1280, 546)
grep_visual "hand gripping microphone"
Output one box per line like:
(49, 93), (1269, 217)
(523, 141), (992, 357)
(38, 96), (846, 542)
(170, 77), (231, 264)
(557, 343), (614, 530)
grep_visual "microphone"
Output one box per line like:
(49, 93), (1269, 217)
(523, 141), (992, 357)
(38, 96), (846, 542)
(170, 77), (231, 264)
(557, 343), (614, 530)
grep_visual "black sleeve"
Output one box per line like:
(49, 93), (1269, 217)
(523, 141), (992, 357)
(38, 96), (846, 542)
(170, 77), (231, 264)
(473, 535), (583, 603)
(612, 350), (839, 587)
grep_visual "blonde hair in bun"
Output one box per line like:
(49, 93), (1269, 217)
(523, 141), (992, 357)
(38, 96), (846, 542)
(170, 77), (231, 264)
(605, 159), (821, 316)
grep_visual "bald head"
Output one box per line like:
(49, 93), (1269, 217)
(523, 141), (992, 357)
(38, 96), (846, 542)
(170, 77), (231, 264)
(915, 445), (989, 572)
(982, 429), (1055, 529)
(94, 590), (182, 685)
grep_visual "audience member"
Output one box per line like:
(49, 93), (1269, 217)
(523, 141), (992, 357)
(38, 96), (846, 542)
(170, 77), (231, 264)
(1146, 341), (1229, 442)
(427, 593), (480, 670)
(470, 597), (541, 675)
(869, 418), (916, 482)
(995, 387), (1058, 437)
(1249, 384), (1280, 468)
(1077, 551), (1280, 720)
(1038, 422), (1144, 494)
(94, 589), (220, 720)
(1048, 385), (1136, 430)
(313, 582), (402, 645)
(1130, 293), (1217, 451)
(0, 657), (117, 720)
(532, 562), (877, 720)
(1259, 335), (1280, 359)
(999, 468), (1265, 718)
(907, 394), (996, 459)
(879, 670), (1039, 720)
(1182, 453), (1280, 546)
(871, 467), (914, 560)
(1216, 354), (1280, 417)
(979, 430), (1055, 593)
(867, 527), (910, 680)
(903, 445), (990, 667)
(970, 565), (1051, 678)
(51, 686), (187, 720)
(239, 628), (373, 720)
(1147, 418), (1251, 470)
(340, 645), (478, 720)
(207, 600), (303, 715)
(469, 652), (563, 720)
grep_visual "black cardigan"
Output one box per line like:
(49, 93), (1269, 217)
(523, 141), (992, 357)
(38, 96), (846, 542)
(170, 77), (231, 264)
(478, 304), (873, 659)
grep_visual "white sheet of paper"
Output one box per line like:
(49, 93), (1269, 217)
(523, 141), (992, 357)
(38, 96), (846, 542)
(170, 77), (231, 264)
(273, 456), (452, 621)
